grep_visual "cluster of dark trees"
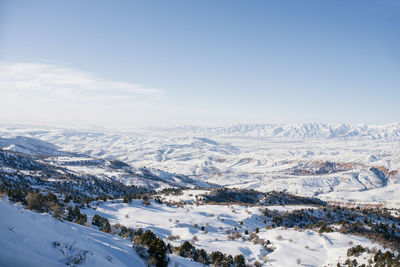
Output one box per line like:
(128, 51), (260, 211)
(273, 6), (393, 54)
(263, 190), (326, 206)
(158, 187), (183, 196)
(340, 245), (400, 267)
(203, 188), (327, 206)
(173, 240), (245, 267)
(204, 188), (262, 204)
(373, 250), (400, 266)
(132, 229), (168, 267)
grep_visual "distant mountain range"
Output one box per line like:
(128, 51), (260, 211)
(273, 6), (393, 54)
(143, 122), (400, 139)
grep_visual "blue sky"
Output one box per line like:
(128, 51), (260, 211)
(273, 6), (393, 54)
(0, 0), (399, 128)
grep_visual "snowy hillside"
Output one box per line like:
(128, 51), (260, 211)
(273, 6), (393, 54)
(0, 197), (209, 267)
(1, 123), (399, 206)
(0, 198), (145, 267)
(85, 194), (392, 267)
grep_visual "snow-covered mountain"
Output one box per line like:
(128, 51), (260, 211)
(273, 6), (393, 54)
(143, 122), (400, 140)
(1, 123), (400, 206)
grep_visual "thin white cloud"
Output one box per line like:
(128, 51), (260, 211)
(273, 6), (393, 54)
(0, 62), (160, 102)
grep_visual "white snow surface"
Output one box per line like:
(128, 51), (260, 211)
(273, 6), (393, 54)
(0, 197), (145, 267)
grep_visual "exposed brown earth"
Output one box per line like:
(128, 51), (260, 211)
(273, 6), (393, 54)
(290, 160), (398, 180)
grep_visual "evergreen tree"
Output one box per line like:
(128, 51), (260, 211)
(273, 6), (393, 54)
(234, 254), (246, 267)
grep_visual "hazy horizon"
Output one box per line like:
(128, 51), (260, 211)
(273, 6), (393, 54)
(1, 120), (400, 134)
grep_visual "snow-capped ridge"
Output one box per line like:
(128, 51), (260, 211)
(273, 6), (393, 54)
(0, 136), (66, 156)
(143, 122), (400, 139)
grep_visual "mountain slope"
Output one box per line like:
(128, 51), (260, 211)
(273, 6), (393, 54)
(0, 198), (145, 267)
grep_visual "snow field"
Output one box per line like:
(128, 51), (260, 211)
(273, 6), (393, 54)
(85, 198), (387, 266)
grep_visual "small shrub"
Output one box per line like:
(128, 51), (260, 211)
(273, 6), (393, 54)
(91, 214), (111, 232)
(233, 254), (246, 267)
(346, 245), (365, 257)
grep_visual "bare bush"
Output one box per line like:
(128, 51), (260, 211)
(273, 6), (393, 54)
(191, 235), (199, 244)
(262, 255), (269, 263)
(167, 235), (180, 241)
